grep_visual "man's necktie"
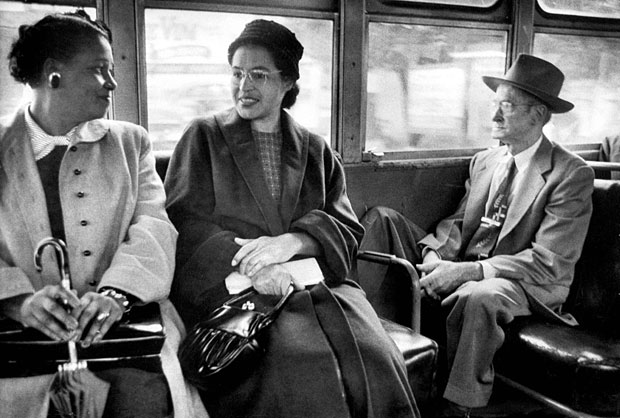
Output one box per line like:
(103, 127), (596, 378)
(464, 157), (517, 260)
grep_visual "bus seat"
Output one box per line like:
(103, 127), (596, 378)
(495, 178), (620, 417)
(356, 251), (438, 414)
(154, 152), (439, 414)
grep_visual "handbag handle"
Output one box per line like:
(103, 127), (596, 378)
(225, 284), (295, 317)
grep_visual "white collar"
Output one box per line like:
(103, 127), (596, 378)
(25, 107), (109, 160)
(512, 135), (543, 172)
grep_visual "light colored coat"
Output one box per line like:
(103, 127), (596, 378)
(0, 108), (207, 418)
(420, 136), (594, 321)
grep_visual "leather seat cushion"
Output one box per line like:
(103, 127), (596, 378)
(380, 318), (438, 411)
(496, 316), (620, 416)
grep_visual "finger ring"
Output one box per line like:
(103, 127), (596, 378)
(95, 330), (101, 335)
(96, 312), (110, 322)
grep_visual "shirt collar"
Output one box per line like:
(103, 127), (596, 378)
(25, 107), (109, 160)
(507, 135), (543, 173)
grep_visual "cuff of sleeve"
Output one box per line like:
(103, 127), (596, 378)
(421, 246), (441, 259)
(478, 260), (498, 279)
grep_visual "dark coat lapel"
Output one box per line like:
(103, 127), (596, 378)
(279, 111), (309, 231)
(215, 109), (284, 236)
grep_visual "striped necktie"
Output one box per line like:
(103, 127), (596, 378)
(464, 157), (516, 260)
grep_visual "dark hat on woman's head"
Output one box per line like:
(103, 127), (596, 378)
(227, 19), (304, 79)
(482, 54), (573, 113)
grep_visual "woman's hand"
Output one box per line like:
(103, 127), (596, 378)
(232, 233), (319, 277)
(232, 235), (298, 276)
(250, 264), (303, 296)
(8, 285), (81, 341)
(74, 291), (125, 347)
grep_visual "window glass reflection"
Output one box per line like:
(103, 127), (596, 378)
(378, 0), (498, 7)
(0, 2), (96, 118)
(538, 0), (620, 19)
(144, 9), (333, 151)
(534, 33), (620, 144)
(366, 22), (507, 152)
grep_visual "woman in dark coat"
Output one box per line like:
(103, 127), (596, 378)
(164, 19), (419, 418)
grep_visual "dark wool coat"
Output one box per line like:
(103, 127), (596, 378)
(164, 108), (419, 418)
(164, 107), (364, 325)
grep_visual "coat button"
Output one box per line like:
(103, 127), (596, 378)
(80, 220), (88, 226)
(77, 191), (85, 198)
(83, 250), (92, 256)
(88, 280), (97, 286)
(70, 146), (78, 152)
(73, 169), (82, 175)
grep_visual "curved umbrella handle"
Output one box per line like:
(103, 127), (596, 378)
(34, 237), (72, 291)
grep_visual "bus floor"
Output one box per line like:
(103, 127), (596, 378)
(425, 378), (567, 418)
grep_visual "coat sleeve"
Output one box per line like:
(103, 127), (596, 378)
(290, 147), (364, 285)
(417, 155), (477, 260)
(164, 120), (240, 323)
(97, 129), (178, 303)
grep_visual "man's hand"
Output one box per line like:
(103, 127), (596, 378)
(417, 260), (483, 300)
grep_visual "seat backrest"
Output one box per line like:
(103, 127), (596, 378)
(567, 179), (620, 334)
(155, 151), (170, 182)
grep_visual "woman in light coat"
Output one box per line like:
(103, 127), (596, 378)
(0, 10), (206, 418)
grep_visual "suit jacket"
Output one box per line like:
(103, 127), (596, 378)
(419, 136), (594, 317)
(165, 107), (364, 325)
(0, 108), (206, 418)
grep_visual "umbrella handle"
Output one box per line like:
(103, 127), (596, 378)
(34, 237), (72, 290)
(68, 341), (79, 364)
(33, 238), (81, 365)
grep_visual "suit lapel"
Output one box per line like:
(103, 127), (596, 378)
(0, 109), (52, 251)
(498, 137), (552, 243)
(216, 109), (284, 236)
(462, 152), (499, 245)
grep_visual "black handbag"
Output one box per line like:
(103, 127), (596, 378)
(0, 302), (165, 377)
(178, 285), (294, 391)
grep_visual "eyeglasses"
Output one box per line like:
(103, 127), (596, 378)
(491, 100), (536, 114)
(231, 68), (282, 87)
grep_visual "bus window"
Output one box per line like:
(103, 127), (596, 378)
(365, 21), (506, 153)
(144, 9), (334, 151)
(538, 0), (620, 19)
(377, 0), (498, 7)
(0, 1), (96, 118)
(534, 33), (620, 144)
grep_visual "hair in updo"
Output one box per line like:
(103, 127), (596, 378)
(8, 10), (112, 86)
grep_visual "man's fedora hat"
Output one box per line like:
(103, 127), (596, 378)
(483, 54), (573, 113)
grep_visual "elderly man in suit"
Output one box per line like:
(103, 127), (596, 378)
(358, 54), (594, 416)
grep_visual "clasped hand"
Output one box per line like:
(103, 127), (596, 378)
(417, 259), (482, 301)
(231, 235), (304, 295)
(18, 285), (125, 347)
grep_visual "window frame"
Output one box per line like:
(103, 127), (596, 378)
(357, 11), (512, 162)
(9, 0), (617, 163)
(536, 0), (620, 24)
(530, 0), (620, 160)
(128, 0), (339, 152)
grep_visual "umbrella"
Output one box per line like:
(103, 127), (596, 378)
(34, 237), (110, 418)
